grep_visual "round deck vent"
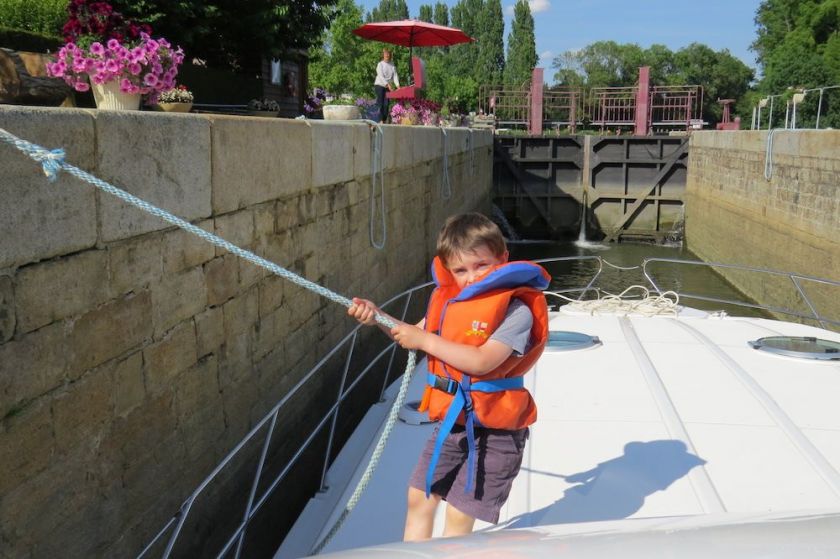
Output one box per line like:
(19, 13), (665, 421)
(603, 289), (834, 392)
(748, 336), (840, 361)
(545, 330), (601, 352)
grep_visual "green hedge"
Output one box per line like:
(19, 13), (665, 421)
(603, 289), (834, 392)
(0, 25), (62, 53)
(0, 0), (67, 35)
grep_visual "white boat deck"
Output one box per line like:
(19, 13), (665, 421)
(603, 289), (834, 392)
(277, 309), (840, 558)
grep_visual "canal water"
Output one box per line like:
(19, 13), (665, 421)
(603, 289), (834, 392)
(508, 239), (769, 318)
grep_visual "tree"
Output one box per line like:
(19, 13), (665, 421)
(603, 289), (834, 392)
(504, 0), (537, 85)
(672, 43), (754, 124)
(419, 4), (433, 22)
(308, 0), (380, 96)
(752, 0), (840, 126)
(476, 0), (505, 85)
(433, 2), (449, 26)
(113, 0), (338, 73)
(367, 0), (409, 22)
(449, 0), (483, 79)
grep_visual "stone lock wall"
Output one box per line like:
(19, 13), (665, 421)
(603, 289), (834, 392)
(686, 130), (840, 323)
(0, 106), (492, 557)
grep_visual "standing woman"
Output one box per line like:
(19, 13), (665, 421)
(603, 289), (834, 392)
(374, 49), (399, 123)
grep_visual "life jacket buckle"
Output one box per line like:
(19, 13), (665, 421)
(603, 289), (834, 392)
(432, 375), (458, 395)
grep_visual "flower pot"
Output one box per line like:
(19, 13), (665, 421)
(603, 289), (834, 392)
(323, 105), (361, 120)
(91, 81), (141, 111)
(157, 102), (193, 113)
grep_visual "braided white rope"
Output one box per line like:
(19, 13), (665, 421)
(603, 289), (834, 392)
(0, 125), (414, 555)
(440, 127), (452, 200)
(368, 121), (387, 249)
(547, 285), (680, 317)
(764, 128), (778, 181)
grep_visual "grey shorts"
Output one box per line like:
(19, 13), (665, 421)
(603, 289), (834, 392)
(408, 423), (529, 523)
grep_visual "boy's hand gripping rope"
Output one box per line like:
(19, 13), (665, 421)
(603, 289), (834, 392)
(0, 126), (414, 554)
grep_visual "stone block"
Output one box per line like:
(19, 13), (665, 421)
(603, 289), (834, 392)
(113, 351), (145, 417)
(222, 287), (259, 339)
(218, 330), (253, 388)
(109, 234), (163, 296)
(143, 319), (198, 395)
(52, 364), (114, 455)
(67, 290), (153, 379)
(0, 321), (67, 419)
(205, 253), (239, 306)
(209, 116), (313, 214)
(175, 356), (225, 458)
(150, 266), (206, 337)
(162, 218), (215, 275)
(254, 307), (285, 362)
(214, 208), (255, 255)
(0, 398), (54, 496)
(412, 126), (441, 163)
(195, 305), (224, 358)
(0, 107), (97, 269)
(310, 121), (356, 188)
(353, 123), (373, 178)
(254, 203), (276, 239)
(0, 275), (13, 342)
(259, 274), (285, 313)
(95, 112), (212, 242)
(240, 250), (268, 290)
(276, 197), (300, 232)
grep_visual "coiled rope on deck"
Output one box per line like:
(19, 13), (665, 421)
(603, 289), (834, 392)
(0, 125), (414, 554)
(547, 285), (680, 317)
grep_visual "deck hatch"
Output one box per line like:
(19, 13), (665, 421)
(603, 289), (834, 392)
(748, 336), (840, 361)
(545, 330), (601, 352)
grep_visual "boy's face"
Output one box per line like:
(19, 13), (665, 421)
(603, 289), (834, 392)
(446, 245), (508, 289)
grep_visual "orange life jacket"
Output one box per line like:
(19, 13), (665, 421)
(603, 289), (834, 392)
(418, 256), (550, 495)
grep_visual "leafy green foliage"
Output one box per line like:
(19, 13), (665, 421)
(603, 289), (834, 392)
(366, 0), (408, 22)
(110, 0), (337, 73)
(419, 4), (433, 23)
(476, 0), (504, 85)
(753, 0), (840, 127)
(0, 0), (67, 35)
(551, 40), (754, 125)
(433, 2), (449, 26)
(504, 0), (536, 86)
(308, 0), (383, 97)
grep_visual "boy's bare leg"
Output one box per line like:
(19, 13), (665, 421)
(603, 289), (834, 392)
(442, 504), (476, 537)
(404, 487), (441, 541)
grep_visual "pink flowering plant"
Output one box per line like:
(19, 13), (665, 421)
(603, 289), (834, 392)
(47, 0), (183, 102)
(48, 33), (185, 101)
(390, 99), (441, 126)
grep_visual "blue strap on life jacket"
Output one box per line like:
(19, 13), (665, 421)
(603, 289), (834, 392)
(424, 373), (524, 497)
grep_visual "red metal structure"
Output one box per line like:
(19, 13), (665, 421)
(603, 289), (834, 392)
(648, 85), (704, 131)
(589, 86), (637, 131)
(481, 66), (705, 135)
(715, 98), (740, 130)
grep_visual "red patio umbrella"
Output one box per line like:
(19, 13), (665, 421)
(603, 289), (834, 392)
(352, 19), (474, 82)
(352, 19), (474, 49)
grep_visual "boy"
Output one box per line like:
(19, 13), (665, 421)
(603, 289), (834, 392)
(348, 212), (550, 541)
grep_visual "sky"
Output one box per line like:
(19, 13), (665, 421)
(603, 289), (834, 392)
(356, 0), (765, 83)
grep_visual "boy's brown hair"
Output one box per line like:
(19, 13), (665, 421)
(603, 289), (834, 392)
(436, 213), (507, 265)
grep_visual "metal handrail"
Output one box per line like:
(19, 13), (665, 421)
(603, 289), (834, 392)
(137, 281), (435, 559)
(139, 255), (839, 558)
(642, 258), (840, 329)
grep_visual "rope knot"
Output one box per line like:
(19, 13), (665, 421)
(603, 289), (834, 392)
(32, 148), (66, 182)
